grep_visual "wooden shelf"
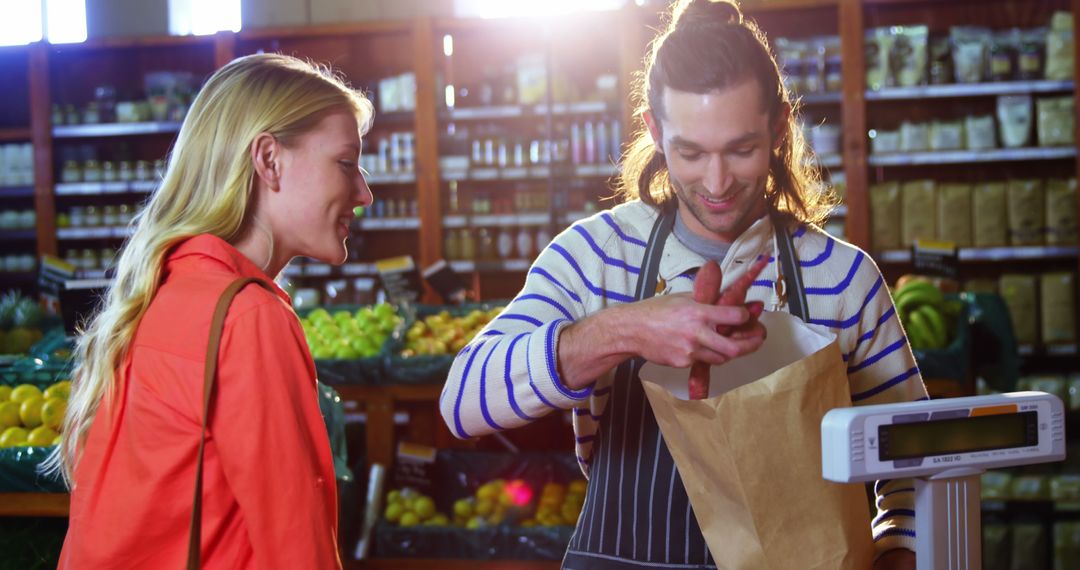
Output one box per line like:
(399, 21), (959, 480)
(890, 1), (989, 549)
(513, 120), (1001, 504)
(56, 226), (131, 240)
(877, 245), (1079, 264)
(0, 229), (36, 241)
(0, 186), (34, 199)
(52, 121), (182, 139)
(366, 172), (417, 185)
(0, 493), (69, 517)
(868, 147), (1077, 166)
(450, 260), (532, 273)
(0, 128), (31, 142)
(359, 217), (421, 230)
(1017, 344), (1078, 357)
(442, 164), (618, 182)
(742, 0), (839, 11)
(283, 261), (379, 278)
(444, 101), (614, 121)
(444, 213), (551, 228)
(55, 181), (156, 195)
(867, 80), (1074, 100)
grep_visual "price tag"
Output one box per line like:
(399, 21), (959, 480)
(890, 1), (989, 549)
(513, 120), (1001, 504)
(375, 255), (422, 304)
(912, 239), (959, 279)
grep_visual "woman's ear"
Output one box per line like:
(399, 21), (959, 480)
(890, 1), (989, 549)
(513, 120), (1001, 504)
(250, 133), (282, 191)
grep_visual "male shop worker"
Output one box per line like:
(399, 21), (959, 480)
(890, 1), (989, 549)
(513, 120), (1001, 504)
(441, 1), (925, 568)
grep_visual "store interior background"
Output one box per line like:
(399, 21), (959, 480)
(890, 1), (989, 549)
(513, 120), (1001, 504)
(2, 0), (1080, 568)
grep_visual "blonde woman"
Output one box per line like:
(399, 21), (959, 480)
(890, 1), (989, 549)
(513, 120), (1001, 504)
(47, 53), (374, 569)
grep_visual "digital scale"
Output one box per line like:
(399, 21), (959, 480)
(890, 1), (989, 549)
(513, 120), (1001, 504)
(822, 392), (1066, 569)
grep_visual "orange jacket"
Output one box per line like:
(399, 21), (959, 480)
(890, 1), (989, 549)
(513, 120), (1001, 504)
(61, 235), (342, 570)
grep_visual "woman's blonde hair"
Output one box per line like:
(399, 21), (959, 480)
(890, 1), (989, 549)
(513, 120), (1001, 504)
(43, 53), (374, 485)
(616, 0), (836, 225)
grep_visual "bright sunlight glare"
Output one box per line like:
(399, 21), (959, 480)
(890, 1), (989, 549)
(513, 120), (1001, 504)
(0, 0), (44, 46)
(170, 0), (241, 36)
(46, 0), (87, 44)
(456, 0), (627, 19)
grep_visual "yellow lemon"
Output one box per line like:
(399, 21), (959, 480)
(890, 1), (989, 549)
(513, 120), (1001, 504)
(413, 496), (436, 520)
(10, 384), (42, 404)
(0, 385), (12, 402)
(399, 512), (421, 527)
(0, 401), (20, 428)
(0, 426), (28, 448)
(452, 498), (474, 518)
(568, 479), (588, 494)
(384, 502), (405, 523)
(19, 396), (44, 429)
(27, 426), (59, 447)
(44, 381), (71, 401)
(474, 498), (495, 517)
(41, 398), (66, 430)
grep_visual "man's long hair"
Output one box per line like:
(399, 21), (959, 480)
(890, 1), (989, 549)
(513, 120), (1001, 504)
(616, 0), (836, 226)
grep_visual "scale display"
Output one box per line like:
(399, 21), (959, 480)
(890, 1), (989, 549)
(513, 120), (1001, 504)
(878, 410), (1037, 461)
(822, 392), (1065, 483)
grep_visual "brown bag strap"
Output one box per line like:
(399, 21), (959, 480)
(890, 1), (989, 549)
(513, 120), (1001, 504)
(187, 277), (276, 570)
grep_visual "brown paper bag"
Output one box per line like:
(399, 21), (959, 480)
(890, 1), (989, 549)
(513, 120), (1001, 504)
(640, 312), (874, 570)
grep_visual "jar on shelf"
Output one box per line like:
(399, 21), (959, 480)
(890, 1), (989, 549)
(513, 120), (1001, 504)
(118, 161), (134, 182)
(63, 250), (80, 269)
(516, 226), (534, 259)
(64, 104), (80, 126)
(102, 205), (119, 227)
(118, 204), (133, 224)
(445, 229), (462, 260)
(84, 205), (102, 227)
(134, 160), (151, 181)
(535, 226), (552, 252)
(496, 228), (514, 259)
(153, 159), (166, 179)
(459, 228), (476, 260)
(102, 161), (117, 182)
(99, 248), (116, 269)
(82, 102), (101, 125)
(477, 228), (495, 260)
(61, 160), (82, 183)
(80, 249), (99, 270)
(51, 104), (65, 126)
(83, 160), (102, 183)
(69, 206), (85, 227)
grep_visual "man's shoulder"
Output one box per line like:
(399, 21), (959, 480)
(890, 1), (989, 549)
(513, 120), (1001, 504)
(557, 200), (657, 248)
(794, 224), (883, 280)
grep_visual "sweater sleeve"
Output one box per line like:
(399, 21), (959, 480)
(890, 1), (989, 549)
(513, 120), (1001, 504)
(834, 251), (928, 557)
(440, 221), (631, 440)
(212, 299), (342, 570)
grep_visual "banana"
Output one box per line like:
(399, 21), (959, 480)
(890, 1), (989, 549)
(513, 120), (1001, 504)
(914, 305), (948, 349)
(905, 311), (934, 350)
(894, 280), (943, 307)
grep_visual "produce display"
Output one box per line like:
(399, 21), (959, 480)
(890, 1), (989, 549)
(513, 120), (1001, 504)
(0, 380), (69, 448)
(383, 487), (451, 527)
(891, 276), (963, 350)
(300, 303), (402, 360)
(0, 292), (46, 355)
(402, 307), (503, 357)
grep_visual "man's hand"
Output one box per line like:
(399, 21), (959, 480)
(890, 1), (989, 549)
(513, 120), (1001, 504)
(556, 292), (767, 391)
(873, 549), (915, 570)
(631, 292), (766, 368)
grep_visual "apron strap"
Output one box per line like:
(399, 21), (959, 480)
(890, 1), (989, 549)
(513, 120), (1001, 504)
(634, 202), (678, 302)
(770, 210), (809, 322)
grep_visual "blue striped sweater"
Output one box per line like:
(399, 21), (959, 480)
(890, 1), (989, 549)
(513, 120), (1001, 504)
(441, 200), (928, 556)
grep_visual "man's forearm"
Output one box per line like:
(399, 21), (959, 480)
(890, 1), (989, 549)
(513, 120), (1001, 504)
(556, 304), (640, 391)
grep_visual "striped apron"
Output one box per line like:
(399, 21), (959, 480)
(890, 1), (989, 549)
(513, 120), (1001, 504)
(563, 207), (807, 570)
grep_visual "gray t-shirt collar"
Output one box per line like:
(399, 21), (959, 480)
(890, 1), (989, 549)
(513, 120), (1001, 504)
(673, 209), (731, 263)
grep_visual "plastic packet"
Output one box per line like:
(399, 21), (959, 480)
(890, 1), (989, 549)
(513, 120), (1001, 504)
(965, 115), (997, 150)
(899, 121), (930, 152)
(929, 120), (965, 150)
(951, 26), (992, 83)
(1046, 11), (1074, 80)
(997, 95), (1033, 148)
(865, 28), (893, 91)
(1036, 96), (1075, 147)
(870, 182), (901, 250)
(870, 129), (900, 154)
(889, 25), (929, 87)
(1045, 178), (1078, 245)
